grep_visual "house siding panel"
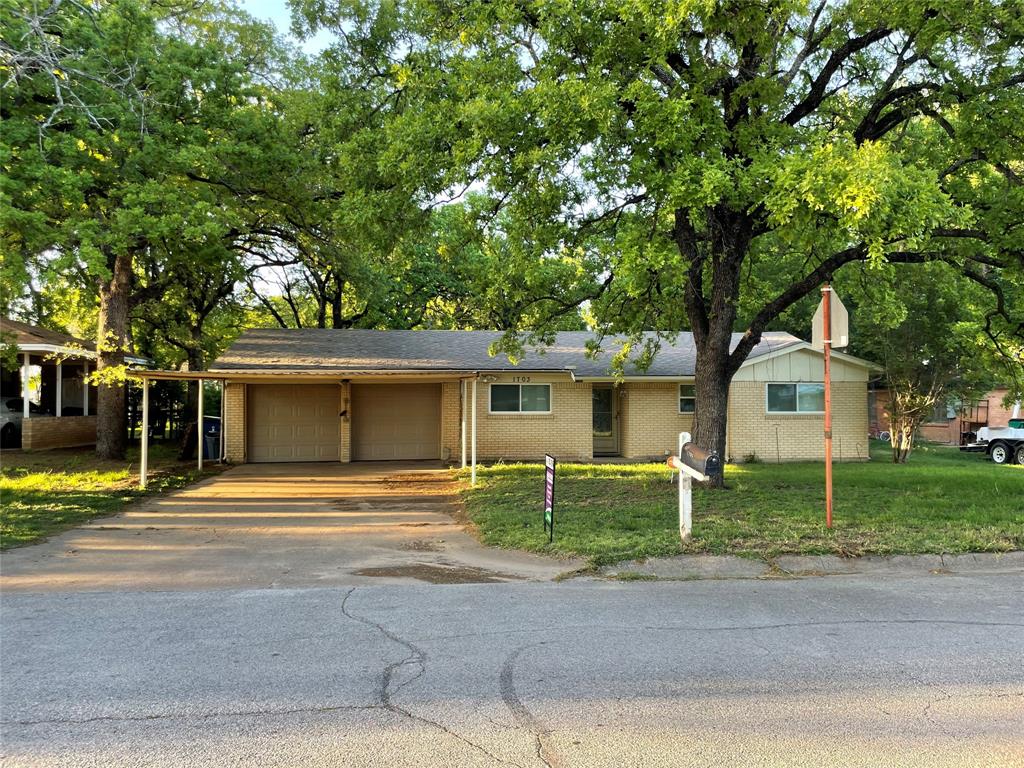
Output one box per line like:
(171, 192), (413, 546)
(728, 381), (869, 462)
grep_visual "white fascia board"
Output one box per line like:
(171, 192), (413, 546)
(16, 344), (97, 359)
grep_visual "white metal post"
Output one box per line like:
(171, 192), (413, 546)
(219, 380), (225, 463)
(83, 361), (89, 414)
(21, 353), (30, 419)
(197, 379), (204, 471)
(471, 377), (478, 486)
(140, 379), (150, 489)
(55, 361), (62, 417)
(678, 431), (692, 539)
(460, 379), (467, 469)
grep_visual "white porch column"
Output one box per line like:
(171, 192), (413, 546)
(140, 379), (150, 489)
(219, 380), (225, 463)
(82, 361), (89, 414)
(460, 379), (467, 469)
(21, 353), (30, 419)
(470, 377), (477, 486)
(55, 361), (62, 417)
(197, 379), (204, 471)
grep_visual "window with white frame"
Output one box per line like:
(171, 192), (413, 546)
(489, 383), (551, 413)
(679, 384), (695, 413)
(766, 383), (826, 413)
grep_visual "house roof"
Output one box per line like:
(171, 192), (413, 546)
(211, 329), (814, 378)
(0, 317), (95, 353)
(1, 317), (152, 366)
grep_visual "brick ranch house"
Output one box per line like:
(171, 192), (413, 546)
(139, 329), (876, 469)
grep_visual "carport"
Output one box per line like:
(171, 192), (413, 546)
(134, 370), (482, 488)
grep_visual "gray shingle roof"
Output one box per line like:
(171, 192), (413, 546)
(212, 329), (805, 378)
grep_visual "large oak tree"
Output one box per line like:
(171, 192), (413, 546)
(297, 0), (1024, 481)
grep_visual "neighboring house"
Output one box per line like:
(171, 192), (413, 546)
(869, 385), (1022, 445)
(0, 318), (99, 450)
(141, 329), (875, 465)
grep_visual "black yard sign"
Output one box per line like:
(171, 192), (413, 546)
(543, 454), (556, 542)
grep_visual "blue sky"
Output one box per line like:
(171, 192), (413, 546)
(239, 0), (335, 53)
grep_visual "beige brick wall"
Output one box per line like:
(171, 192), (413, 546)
(727, 381), (869, 462)
(620, 383), (695, 459)
(441, 375), (592, 462)
(440, 381), (462, 462)
(21, 415), (96, 450)
(224, 383), (246, 463)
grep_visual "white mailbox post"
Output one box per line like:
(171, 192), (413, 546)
(666, 431), (721, 540)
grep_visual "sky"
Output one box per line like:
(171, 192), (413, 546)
(239, 0), (335, 54)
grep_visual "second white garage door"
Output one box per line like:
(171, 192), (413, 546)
(247, 384), (340, 463)
(352, 383), (441, 461)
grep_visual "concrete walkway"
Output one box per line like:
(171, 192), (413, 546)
(0, 463), (582, 592)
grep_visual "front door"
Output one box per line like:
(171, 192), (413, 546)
(592, 385), (617, 455)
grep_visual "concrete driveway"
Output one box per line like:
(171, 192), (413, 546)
(0, 463), (579, 592)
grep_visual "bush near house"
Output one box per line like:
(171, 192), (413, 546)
(0, 446), (218, 549)
(460, 442), (1023, 565)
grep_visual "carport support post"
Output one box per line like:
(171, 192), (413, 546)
(82, 361), (89, 414)
(56, 361), (62, 417)
(197, 378), (204, 471)
(460, 379), (467, 469)
(22, 353), (30, 419)
(140, 378), (150, 489)
(471, 377), (477, 486)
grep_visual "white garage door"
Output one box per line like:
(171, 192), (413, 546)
(352, 383), (441, 461)
(247, 384), (340, 463)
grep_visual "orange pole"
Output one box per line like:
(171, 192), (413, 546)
(822, 284), (833, 528)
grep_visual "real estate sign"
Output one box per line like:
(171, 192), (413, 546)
(543, 454), (556, 542)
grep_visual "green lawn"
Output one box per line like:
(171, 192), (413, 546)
(0, 445), (218, 549)
(460, 442), (1023, 566)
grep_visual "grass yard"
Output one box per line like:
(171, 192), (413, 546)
(0, 444), (218, 549)
(460, 441), (1023, 566)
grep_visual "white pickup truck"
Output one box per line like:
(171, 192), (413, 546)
(960, 418), (1024, 465)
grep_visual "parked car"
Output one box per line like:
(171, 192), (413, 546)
(0, 399), (50, 448)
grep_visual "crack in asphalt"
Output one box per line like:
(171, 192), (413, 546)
(2, 704), (380, 727)
(340, 587), (522, 768)
(499, 644), (560, 768)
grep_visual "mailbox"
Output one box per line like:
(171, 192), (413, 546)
(681, 442), (722, 479)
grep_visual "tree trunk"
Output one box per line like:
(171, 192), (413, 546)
(691, 347), (732, 485)
(95, 251), (132, 460)
(681, 206), (750, 488)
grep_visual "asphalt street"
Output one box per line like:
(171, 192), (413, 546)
(2, 571), (1022, 767)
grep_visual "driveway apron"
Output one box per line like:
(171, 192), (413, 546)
(0, 463), (577, 591)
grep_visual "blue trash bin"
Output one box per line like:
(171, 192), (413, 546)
(202, 416), (221, 460)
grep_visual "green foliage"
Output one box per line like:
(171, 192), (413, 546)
(291, 0), (1024, 393)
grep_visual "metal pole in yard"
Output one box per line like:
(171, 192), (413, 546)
(140, 378), (150, 489)
(822, 284), (834, 528)
(197, 378), (204, 471)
